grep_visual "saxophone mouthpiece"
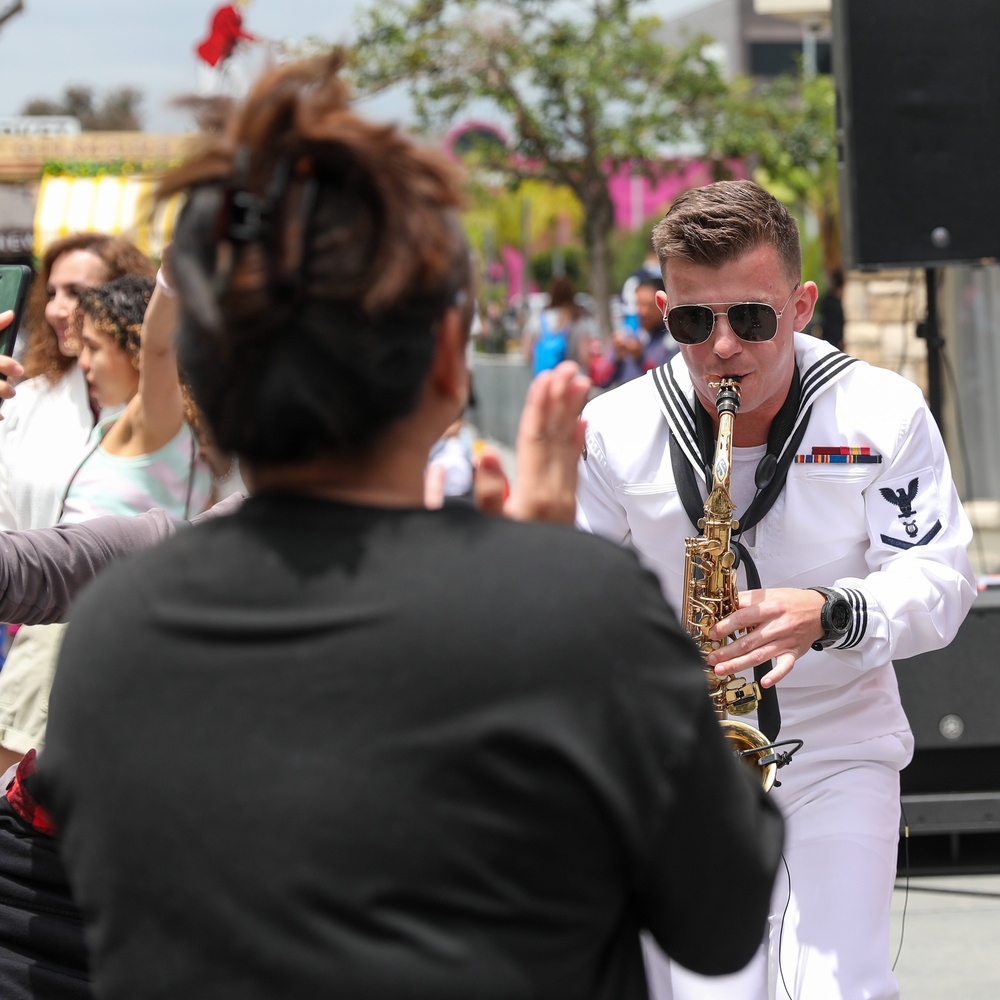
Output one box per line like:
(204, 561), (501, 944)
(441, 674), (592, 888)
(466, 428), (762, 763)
(713, 377), (742, 415)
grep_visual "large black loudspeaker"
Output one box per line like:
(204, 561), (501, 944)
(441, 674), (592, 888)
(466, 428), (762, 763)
(898, 590), (1000, 756)
(897, 590), (1000, 834)
(833, 0), (1000, 269)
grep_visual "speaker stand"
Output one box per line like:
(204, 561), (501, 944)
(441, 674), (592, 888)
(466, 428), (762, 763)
(916, 268), (944, 433)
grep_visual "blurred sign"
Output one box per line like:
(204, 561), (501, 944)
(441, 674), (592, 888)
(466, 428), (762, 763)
(0, 229), (33, 256)
(0, 133), (198, 182)
(0, 116), (81, 135)
(754, 0), (831, 17)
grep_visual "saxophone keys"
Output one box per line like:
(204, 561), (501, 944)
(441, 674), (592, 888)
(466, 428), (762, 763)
(725, 679), (762, 716)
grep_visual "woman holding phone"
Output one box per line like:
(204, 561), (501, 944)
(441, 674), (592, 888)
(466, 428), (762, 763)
(0, 267), (219, 774)
(0, 233), (155, 530)
(0, 235), (154, 775)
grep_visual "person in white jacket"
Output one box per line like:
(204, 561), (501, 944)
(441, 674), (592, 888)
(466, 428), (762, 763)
(0, 233), (155, 532)
(575, 179), (976, 1000)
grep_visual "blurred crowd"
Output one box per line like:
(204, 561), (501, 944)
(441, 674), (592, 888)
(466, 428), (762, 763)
(476, 247), (680, 394)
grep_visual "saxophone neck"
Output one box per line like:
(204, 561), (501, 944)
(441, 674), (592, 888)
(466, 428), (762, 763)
(706, 377), (741, 506)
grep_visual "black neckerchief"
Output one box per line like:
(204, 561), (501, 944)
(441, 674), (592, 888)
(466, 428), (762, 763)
(670, 365), (810, 740)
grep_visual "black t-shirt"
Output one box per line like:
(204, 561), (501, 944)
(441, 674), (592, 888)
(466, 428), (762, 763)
(37, 495), (781, 1000)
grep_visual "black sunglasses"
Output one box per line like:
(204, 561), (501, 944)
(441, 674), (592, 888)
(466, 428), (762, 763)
(664, 285), (799, 345)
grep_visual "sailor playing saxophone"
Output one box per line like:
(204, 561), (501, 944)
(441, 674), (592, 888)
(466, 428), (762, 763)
(576, 180), (975, 1000)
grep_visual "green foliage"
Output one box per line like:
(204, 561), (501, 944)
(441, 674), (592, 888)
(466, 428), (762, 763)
(530, 245), (586, 289)
(350, 0), (730, 333)
(610, 212), (662, 291)
(462, 174), (585, 302)
(347, 2), (840, 322)
(703, 67), (840, 273)
(41, 159), (176, 177)
(353, 0), (726, 177)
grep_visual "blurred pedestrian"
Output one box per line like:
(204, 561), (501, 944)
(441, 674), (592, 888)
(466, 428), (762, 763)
(522, 275), (591, 375)
(594, 275), (677, 389)
(0, 272), (219, 779)
(620, 238), (661, 321)
(0, 233), (154, 777)
(817, 268), (846, 352)
(0, 233), (154, 531)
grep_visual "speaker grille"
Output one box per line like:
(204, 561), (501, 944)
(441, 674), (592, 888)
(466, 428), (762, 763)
(834, 0), (1000, 268)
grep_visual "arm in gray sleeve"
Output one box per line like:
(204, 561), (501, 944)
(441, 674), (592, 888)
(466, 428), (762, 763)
(0, 492), (246, 625)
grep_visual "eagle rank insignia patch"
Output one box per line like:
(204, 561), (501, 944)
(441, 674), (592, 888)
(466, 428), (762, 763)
(877, 470), (943, 549)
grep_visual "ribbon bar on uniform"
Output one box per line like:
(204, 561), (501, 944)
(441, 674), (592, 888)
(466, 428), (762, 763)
(795, 446), (882, 464)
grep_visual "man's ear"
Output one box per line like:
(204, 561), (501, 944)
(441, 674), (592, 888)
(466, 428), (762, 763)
(794, 281), (820, 330)
(655, 289), (668, 314)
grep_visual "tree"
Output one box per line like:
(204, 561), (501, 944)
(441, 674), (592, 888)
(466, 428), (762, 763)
(704, 68), (839, 278)
(351, 0), (727, 336)
(21, 85), (144, 131)
(0, 1), (24, 33)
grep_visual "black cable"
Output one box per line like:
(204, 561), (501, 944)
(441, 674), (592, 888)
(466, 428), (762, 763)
(776, 853), (794, 1000)
(892, 800), (910, 972)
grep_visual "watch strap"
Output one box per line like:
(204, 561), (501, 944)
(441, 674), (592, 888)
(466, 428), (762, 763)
(808, 586), (851, 651)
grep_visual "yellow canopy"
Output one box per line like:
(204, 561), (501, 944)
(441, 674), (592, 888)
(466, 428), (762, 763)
(34, 174), (185, 260)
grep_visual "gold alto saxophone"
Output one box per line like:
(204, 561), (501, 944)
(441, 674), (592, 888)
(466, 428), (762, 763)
(681, 377), (778, 792)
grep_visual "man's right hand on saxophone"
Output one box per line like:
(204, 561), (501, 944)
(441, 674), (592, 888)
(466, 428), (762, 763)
(704, 585), (832, 689)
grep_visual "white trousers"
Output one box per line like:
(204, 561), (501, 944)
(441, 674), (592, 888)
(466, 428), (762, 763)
(643, 733), (912, 1000)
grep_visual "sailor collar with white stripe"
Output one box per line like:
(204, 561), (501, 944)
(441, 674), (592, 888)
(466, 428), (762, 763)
(651, 332), (862, 480)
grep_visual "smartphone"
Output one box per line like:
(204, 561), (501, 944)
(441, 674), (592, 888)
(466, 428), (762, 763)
(0, 264), (32, 404)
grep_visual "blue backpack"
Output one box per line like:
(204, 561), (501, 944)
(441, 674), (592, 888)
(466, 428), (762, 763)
(531, 310), (568, 375)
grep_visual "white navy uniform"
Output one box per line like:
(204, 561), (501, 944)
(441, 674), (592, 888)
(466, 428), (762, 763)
(576, 333), (976, 1000)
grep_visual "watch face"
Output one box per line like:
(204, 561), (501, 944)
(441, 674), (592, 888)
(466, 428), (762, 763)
(830, 600), (851, 632)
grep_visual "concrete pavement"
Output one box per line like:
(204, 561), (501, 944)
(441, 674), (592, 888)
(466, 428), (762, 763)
(890, 873), (1000, 998)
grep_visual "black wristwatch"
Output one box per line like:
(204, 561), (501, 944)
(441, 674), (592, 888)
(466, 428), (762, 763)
(808, 587), (852, 651)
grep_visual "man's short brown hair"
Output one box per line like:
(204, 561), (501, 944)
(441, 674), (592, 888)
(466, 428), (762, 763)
(651, 180), (801, 285)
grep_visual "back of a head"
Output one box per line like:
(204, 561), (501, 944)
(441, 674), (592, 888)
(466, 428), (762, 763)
(636, 274), (665, 295)
(651, 180), (801, 285)
(547, 276), (576, 311)
(160, 52), (470, 465)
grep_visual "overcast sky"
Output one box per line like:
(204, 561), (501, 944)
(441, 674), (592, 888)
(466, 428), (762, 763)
(0, 0), (707, 133)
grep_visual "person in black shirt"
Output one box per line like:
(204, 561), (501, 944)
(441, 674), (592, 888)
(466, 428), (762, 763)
(32, 52), (783, 1000)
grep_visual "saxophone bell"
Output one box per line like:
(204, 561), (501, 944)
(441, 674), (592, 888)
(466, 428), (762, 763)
(722, 720), (778, 794)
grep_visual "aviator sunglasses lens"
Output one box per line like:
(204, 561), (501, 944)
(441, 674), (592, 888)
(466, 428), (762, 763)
(666, 305), (715, 345)
(666, 303), (779, 345)
(727, 303), (778, 342)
